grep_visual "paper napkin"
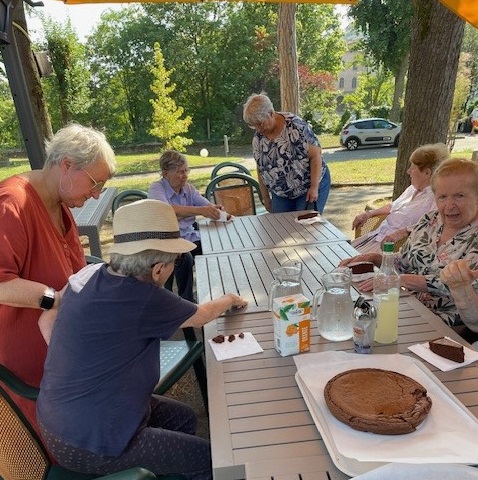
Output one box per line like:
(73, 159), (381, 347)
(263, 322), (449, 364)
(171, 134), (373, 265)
(408, 336), (478, 371)
(208, 331), (263, 361)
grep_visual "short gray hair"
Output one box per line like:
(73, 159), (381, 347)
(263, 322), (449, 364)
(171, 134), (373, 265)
(109, 249), (177, 278)
(44, 123), (116, 175)
(160, 150), (187, 173)
(243, 93), (274, 125)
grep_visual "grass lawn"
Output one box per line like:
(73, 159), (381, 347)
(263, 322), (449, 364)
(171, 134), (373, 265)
(0, 134), (472, 194)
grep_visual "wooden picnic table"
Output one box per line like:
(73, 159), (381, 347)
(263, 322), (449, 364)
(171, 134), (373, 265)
(198, 211), (348, 255)
(70, 187), (117, 258)
(205, 295), (478, 480)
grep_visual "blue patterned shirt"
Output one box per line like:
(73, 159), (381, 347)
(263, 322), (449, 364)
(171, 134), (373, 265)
(252, 112), (325, 199)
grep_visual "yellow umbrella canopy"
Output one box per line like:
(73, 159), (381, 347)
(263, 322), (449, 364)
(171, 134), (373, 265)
(439, 0), (478, 28)
(59, 0), (358, 4)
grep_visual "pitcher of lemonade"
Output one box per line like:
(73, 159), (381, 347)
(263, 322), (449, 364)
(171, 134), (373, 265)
(312, 267), (354, 341)
(268, 260), (304, 311)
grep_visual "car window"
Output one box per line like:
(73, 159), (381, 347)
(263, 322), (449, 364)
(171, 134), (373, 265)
(354, 120), (374, 129)
(374, 120), (391, 129)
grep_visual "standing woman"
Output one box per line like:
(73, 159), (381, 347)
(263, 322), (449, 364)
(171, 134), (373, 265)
(243, 92), (331, 214)
(0, 123), (116, 435)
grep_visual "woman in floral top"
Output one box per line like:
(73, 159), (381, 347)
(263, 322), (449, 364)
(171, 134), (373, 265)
(341, 158), (478, 328)
(243, 93), (331, 214)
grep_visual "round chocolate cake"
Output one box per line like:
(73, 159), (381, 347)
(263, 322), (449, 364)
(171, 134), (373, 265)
(324, 368), (432, 435)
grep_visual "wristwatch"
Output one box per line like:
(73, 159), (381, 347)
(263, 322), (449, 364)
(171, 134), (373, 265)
(39, 287), (56, 310)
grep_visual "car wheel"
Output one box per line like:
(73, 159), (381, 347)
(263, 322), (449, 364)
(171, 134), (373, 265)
(345, 137), (360, 151)
(393, 134), (400, 147)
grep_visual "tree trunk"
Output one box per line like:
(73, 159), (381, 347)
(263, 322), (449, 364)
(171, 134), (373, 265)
(393, 0), (464, 198)
(13, 2), (52, 144)
(389, 52), (408, 123)
(278, 3), (299, 114)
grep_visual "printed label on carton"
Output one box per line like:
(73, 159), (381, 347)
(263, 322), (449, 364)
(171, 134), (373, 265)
(272, 293), (311, 357)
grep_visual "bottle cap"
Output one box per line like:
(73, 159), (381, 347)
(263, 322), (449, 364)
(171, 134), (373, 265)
(383, 242), (394, 253)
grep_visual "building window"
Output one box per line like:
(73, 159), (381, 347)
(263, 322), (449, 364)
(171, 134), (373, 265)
(339, 77), (344, 88)
(351, 77), (357, 89)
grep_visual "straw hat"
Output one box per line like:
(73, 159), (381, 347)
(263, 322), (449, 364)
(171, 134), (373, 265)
(109, 199), (196, 255)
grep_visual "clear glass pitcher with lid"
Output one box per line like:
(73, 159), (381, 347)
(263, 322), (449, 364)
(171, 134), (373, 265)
(268, 260), (304, 310)
(312, 267), (354, 341)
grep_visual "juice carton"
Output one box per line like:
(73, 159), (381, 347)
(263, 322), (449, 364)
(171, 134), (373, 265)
(272, 293), (311, 357)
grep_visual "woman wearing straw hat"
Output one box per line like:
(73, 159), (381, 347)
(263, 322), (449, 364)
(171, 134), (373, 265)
(37, 199), (246, 480)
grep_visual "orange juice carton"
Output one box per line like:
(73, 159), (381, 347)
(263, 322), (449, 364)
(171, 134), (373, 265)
(272, 294), (311, 357)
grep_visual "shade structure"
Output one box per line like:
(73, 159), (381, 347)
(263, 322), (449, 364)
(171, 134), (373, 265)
(60, 0), (358, 3)
(439, 0), (478, 28)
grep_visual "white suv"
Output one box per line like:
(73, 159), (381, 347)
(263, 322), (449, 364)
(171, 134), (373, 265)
(340, 118), (401, 151)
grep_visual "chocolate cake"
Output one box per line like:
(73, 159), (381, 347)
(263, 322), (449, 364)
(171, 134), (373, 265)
(350, 262), (375, 275)
(297, 211), (319, 220)
(429, 337), (465, 363)
(324, 368), (432, 435)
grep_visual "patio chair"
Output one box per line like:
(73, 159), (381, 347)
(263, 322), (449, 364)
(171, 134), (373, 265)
(355, 213), (406, 252)
(210, 161), (252, 179)
(84, 256), (208, 412)
(205, 172), (263, 217)
(111, 189), (148, 216)
(0, 364), (186, 480)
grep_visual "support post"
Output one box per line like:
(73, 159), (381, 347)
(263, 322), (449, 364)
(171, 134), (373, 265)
(0, 0), (45, 169)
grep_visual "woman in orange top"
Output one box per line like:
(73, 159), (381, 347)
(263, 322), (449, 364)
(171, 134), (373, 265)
(0, 123), (116, 435)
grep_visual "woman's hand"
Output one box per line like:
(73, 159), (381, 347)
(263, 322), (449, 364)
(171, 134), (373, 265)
(440, 260), (478, 289)
(381, 228), (409, 247)
(306, 186), (318, 204)
(339, 253), (381, 268)
(201, 205), (222, 220)
(352, 211), (371, 230)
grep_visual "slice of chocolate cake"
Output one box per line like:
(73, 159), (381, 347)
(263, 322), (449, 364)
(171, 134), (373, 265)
(429, 337), (465, 363)
(297, 211), (319, 220)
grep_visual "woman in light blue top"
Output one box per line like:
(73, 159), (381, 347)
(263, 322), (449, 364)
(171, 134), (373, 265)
(149, 151), (223, 301)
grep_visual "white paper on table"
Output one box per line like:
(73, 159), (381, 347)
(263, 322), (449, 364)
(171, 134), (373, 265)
(408, 337), (478, 372)
(208, 331), (263, 361)
(294, 213), (324, 225)
(293, 351), (478, 472)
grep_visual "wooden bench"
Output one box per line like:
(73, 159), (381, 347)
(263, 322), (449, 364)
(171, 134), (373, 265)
(70, 187), (117, 258)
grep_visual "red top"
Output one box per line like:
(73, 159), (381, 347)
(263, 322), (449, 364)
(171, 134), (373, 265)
(0, 175), (86, 433)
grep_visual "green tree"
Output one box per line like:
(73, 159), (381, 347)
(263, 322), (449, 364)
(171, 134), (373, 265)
(150, 43), (192, 152)
(350, 0), (413, 122)
(0, 76), (21, 148)
(86, 7), (157, 144)
(393, 0), (464, 198)
(40, 16), (91, 128)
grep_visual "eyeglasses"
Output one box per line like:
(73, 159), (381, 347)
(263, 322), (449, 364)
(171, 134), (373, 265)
(82, 169), (105, 193)
(174, 167), (190, 176)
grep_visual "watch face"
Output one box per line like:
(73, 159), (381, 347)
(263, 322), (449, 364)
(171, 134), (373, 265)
(40, 288), (55, 310)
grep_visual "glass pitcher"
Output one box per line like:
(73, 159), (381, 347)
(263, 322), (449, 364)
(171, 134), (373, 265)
(312, 267), (354, 341)
(268, 260), (304, 311)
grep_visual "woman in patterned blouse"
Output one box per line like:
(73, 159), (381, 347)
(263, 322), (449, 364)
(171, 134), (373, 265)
(243, 92), (331, 214)
(341, 158), (478, 328)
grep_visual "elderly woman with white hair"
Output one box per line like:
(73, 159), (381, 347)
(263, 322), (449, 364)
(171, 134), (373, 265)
(149, 150), (223, 302)
(243, 92), (331, 214)
(0, 123), (116, 438)
(37, 199), (247, 480)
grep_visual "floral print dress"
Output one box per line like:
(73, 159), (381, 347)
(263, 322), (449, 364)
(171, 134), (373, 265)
(252, 113), (326, 199)
(397, 211), (478, 326)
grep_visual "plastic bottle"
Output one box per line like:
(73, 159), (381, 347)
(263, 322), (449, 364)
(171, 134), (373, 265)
(373, 242), (400, 343)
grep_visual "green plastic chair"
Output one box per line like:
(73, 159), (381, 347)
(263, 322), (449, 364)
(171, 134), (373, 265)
(111, 190), (148, 216)
(210, 161), (252, 179)
(205, 172), (263, 216)
(0, 364), (186, 480)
